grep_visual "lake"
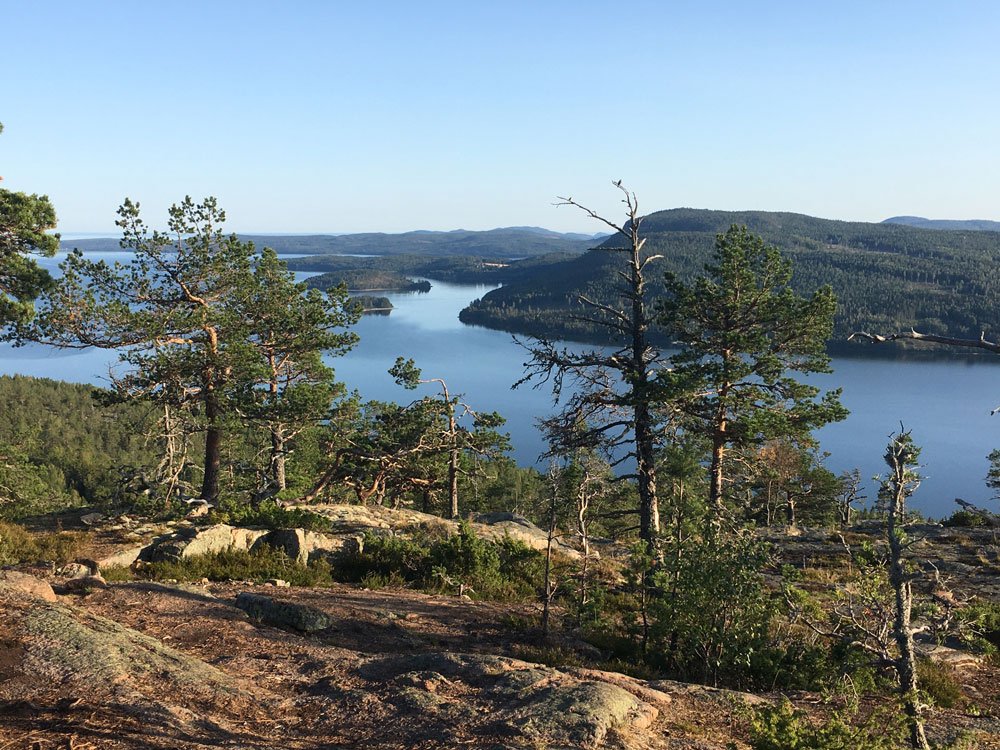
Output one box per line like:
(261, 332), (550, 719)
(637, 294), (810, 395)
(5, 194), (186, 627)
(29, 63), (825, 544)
(1, 251), (998, 518)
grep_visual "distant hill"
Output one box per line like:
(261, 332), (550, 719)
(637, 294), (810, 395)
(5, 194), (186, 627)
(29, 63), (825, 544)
(60, 227), (603, 258)
(883, 216), (1000, 232)
(460, 207), (1000, 351)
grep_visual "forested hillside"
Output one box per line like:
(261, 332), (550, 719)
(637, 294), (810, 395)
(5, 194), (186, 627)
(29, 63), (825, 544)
(0, 376), (154, 515)
(64, 226), (601, 258)
(460, 208), (1000, 349)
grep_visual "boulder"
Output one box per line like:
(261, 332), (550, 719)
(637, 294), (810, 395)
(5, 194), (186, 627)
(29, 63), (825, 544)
(234, 592), (331, 633)
(97, 544), (146, 571)
(0, 571), (57, 602)
(253, 528), (356, 565)
(146, 524), (269, 562)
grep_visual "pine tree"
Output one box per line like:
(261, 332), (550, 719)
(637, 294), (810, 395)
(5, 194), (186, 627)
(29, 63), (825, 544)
(658, 225), (847, 527)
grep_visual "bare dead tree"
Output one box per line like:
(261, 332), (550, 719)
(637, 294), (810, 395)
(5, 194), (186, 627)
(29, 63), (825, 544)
(836, 468), (866, 527)
(787, 431), (930, 749)
(881, 430), (930, 750)
(516, 181), (666, 556)
(541, 463), (562, 639)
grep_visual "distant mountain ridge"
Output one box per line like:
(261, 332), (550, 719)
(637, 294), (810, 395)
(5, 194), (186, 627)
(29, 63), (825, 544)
(883, 216), (1000, 232)
(60, 227), (605, 258)
(460, 207), (1000, 351)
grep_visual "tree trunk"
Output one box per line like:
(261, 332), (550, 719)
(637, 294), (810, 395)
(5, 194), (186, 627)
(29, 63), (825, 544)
(268, 361), (286, 491)
(271, 426), (287, 491)
(201, 386), (222, 502)
(708, 428), (726, 524)
(886, 438), (930, 750)
(449, 424), (460, 519)
(634, 401), (660, 551)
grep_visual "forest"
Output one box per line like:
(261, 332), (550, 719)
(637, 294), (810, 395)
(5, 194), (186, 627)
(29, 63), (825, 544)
(459, 207), (1000, 352)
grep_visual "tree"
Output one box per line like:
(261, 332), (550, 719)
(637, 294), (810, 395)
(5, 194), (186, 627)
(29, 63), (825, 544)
(0, 121), (58, 330)
(34, 196), (260, 502)
(517, 182), (666, 555)
(879, 430), (930, 750)
(657, 225), (847, 527)
(235, 247), (358, 493)
(750, 439), (840, 527)
(390, 357), (508, 518)
(986, 449), (1000, 503)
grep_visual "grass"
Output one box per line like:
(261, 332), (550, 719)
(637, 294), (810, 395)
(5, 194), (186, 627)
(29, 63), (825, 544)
(114, 546), (335, 586)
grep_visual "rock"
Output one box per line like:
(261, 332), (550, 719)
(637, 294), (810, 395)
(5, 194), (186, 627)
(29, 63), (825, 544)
(11, 598), (237, 695)
(253, 528), (351, 565)
(649, 678), (773, 707)
(97, 545), (146, 571)
(147, 524), (269, 562)
(357, 652), (658, 748)
(80, 512), (104, 526)
(509, 680), (656, 746)
(0, 571), (57, 602)
(266, 579), (290, 588)
(58, 562), (92, 579)
(234, 592), (331, 633)
(185, 503), (211, 519)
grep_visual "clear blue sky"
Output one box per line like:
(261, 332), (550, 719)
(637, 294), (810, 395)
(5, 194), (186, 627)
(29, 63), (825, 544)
(3, 1), (998, 234)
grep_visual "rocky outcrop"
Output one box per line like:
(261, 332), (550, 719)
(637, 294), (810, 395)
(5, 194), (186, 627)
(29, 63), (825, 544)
(116, 504), (581, 573)
(251, 527), (361, 565)
(353, 652), (662, 748)
(145, 524), (270, 562)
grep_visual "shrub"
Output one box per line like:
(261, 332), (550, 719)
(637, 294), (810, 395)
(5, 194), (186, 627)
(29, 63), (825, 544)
(208, 499), (334, 532)
(337, 532), (432, 583)
(917, 659), (964, 709)
(942, 510), (991, 528)
(130, 546), (334, 586)
(330, 523), (545, 602)
(649, 532), (776, 688)
(745, 700), (901, 750)
(0, 521), (82, 566)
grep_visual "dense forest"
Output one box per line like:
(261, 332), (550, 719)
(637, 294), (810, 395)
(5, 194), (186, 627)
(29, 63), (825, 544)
(64, 226), (602, 258)
(287, 251), (577, 285)
(459, 208), (1000, 351)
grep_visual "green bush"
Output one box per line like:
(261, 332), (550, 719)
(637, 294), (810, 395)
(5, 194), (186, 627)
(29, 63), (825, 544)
(338, 532), (432, 583)
(942, 510), (991, 528)
(0, 521), (82, 566)
(649, 532), (776, 688)
(746, 700), (901, 750)
(329, 523), (545, 602)
(128, 546), (334, 586)
(208, 499), (334, 532)
(917, 659), (965, 709)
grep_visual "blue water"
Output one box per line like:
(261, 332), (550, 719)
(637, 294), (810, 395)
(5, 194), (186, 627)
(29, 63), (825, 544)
(2, 252), (999, 518)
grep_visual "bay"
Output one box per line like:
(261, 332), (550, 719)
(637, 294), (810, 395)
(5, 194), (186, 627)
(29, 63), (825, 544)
(1, 251), (998, 518)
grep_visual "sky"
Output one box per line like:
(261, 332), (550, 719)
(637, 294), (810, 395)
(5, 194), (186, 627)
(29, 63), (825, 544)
(2, 1), (999, 234)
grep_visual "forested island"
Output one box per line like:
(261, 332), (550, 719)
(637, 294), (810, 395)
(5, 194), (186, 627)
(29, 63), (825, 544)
(305, 268), (431, 294)
(348, 294), (394, 313)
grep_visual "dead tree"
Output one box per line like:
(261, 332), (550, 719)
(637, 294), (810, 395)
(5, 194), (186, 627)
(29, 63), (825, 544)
(881, 430), (930, 750)
(517, 181), (665, 556)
